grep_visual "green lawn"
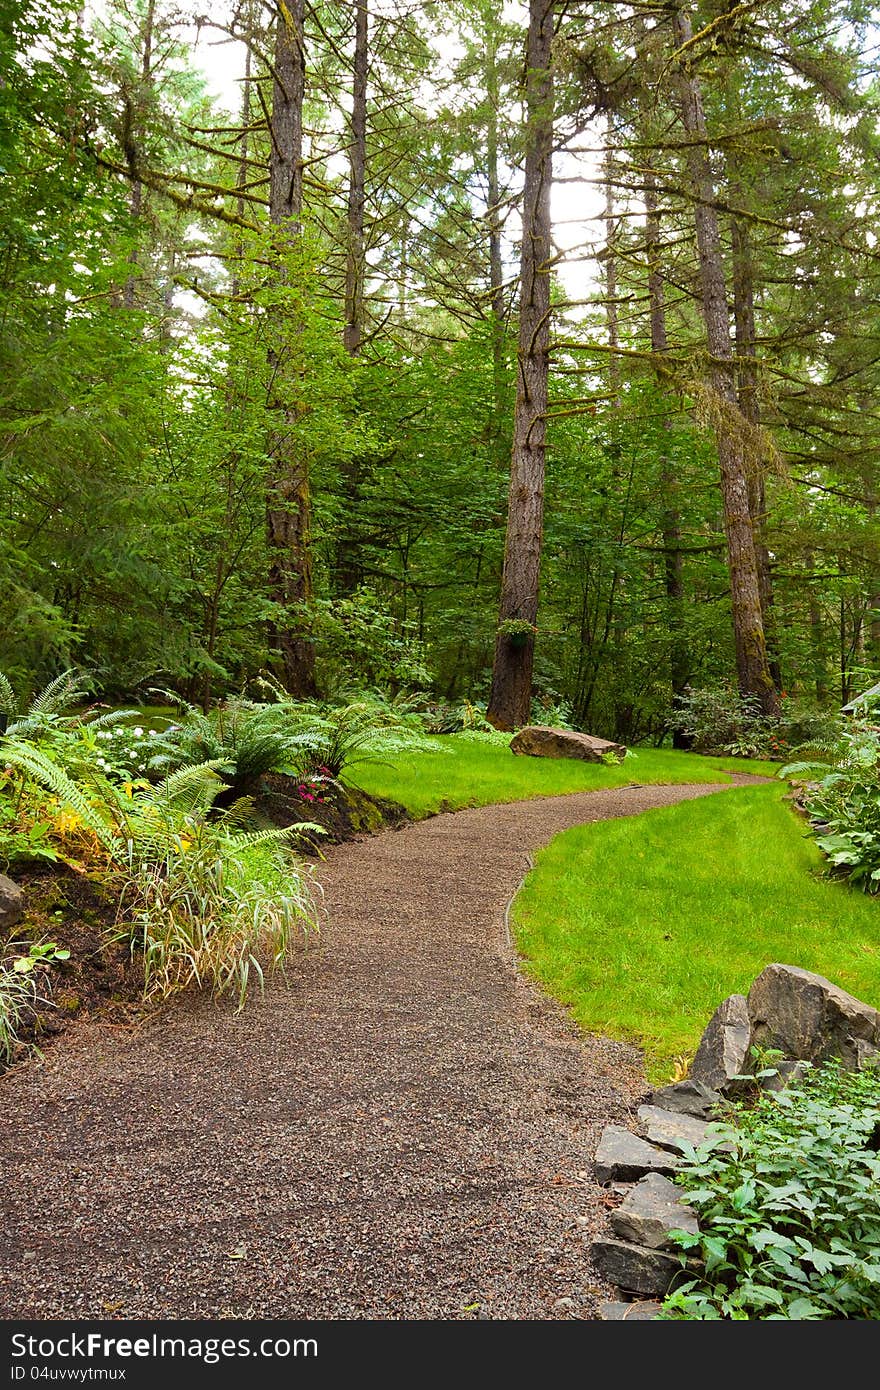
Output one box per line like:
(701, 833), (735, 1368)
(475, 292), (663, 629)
(348, 734), (778, 818)
(512, 784), (880, 1083)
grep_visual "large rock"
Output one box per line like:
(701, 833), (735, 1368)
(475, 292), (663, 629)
(610, 1172), (699, 1250)
(636, 1105), (711, 1154)
(689, 993), (751, 1092)
(645, 1079), (722, 1119)
(747, 963), (880, 1069)
(592, 1238), (681, 1297)
(594, 1126), (682, 1184)
(599, 1300), (663, 1321)
(0, 874), (23, 932)
(510, 726), (626, 763)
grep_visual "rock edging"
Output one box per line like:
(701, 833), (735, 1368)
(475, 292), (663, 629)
(591, 962), (880, 1318)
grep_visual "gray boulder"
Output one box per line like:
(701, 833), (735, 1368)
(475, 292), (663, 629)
(689, 993), (751, 1092)
(758, 1059), (813, 1093)
(594, 1126), (682, 1184)
(592, 1238), (681, 1297)
(636, 1105), (711, 1153)
(748, 963), (880, 1069)
(645, 1079), (722, 1118)
(510, 726), (626, 763)
(0, 874), (23, 932)
(610, 1172), (699, 1250)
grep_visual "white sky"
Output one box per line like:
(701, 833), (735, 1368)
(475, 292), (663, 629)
(185, 5), (606, 308)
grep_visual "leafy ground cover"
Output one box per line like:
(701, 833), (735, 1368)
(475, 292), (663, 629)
(511, 784), (880, 1081)
(349, 733), (778, 817)
(663, 1062), (880, 1320)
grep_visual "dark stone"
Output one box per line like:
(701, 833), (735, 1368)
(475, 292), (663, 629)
(599, 1300), (663, 1321)
(636, 1105), (710, 1153)
(509, 726), (626, 763)
(689, 994), (751, 1092)
(592, 1239), (681, 1297)
(645, 1079), (723, 1119)
(758, 1059), (813, 1093)
(610, 1172), (700, 1250)
(594, 1126), (682, 1184)
(747, 963), (880, 1070)
(0, 874), (23, 931)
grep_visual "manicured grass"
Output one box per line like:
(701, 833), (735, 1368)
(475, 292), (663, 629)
(512, 784), (880, 1084)
(348, 734), (778, 818)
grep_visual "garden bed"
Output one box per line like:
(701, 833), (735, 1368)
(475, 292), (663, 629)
(255, 775), (410, 850)
(2, 860), (141, 1070)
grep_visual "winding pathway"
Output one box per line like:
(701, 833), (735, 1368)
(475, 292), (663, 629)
(0, 779), (756, 1319)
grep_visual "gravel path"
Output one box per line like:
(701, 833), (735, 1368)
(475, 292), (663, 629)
(0, 778), (757, 1320)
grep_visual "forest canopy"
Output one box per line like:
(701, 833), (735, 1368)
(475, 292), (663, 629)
(2, 0), (879, 742)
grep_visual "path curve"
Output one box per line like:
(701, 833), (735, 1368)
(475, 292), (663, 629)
(0, 778), (758, 1320)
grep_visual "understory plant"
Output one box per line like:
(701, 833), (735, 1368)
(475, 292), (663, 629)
(781, 719), (880, 892)
(0, 955), (40, 1065)
(0, 737), (319, 1008)
(662, 1062), (880, 1320)
(668, 685), (840, 759)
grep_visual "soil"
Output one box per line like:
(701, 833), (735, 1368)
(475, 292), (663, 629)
(1, 863), (141, 1069)
(0, 777), (762, 1320)
(256, 774), (410, 851)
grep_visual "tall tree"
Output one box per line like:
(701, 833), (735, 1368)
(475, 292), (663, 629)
(487, 0), (554, 730)
(670, 3), (779, 715)
(265, 0), (317, 695)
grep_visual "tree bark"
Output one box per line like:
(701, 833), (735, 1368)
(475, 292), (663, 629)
(486, 15), (507, 459)
(266, 0), (317, 697)
(122, 0), (155, 309)
(644, 166), (690, 739)
(730, 206), (782, 687)
(344, 0), (368, 356)
(487, 0), (553, 731)
(671, 5), (779, 716)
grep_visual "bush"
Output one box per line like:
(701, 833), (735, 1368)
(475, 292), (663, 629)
(662, 1062), (880, 1320)
(669, 685), (841, 759)
(0, 736), (320, 1007)
(782, 720), (880, 892)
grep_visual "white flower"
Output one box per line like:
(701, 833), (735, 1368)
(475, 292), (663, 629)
(133, 727), (144, 737)
(148, 729), (157, 736)
(138, 764), (146, 772)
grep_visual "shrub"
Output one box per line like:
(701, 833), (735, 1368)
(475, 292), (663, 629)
(781, 720), (880, 892)
(662, 1062), (880, 1320)
(122, 831), (315, 1010)
(669, 685), (841, 759)
(0, 738), (320, 1007)
(0, 957), (40, 1065)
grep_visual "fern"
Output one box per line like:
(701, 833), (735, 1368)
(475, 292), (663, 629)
(0, 673), (15, 718)
(1, 740), (122, 856)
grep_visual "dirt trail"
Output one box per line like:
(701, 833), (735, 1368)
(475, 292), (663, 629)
(0, 778), (758, 1319)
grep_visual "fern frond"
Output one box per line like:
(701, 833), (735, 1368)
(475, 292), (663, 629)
(2, 740), (122, 856)
(28, 669), (87, 720)
(0, 672), (16, 718)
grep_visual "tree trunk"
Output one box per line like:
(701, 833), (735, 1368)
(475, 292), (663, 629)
(487, 0), (553, 731)
(344, 0), (368, 356)
(672, 5), (779, 716)
(645, 166), (690, 742)
(336, 1), (369, 595)
(266, 0), (316, 697)
(486, 18), (507, 462)
(731, 207), (782, 687)
(122, 0), (155, 309)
